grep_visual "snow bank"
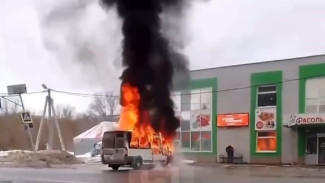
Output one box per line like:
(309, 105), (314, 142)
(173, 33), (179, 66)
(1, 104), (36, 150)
(0, 150), (24, 157)
(0, 150), (84, 168)
(76, 152), (92, 158)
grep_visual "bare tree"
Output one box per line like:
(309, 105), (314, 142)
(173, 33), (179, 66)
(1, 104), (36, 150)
(0, 97), (20, 115)
(55, 104), (75, 119)
(88, 91), (119, 121)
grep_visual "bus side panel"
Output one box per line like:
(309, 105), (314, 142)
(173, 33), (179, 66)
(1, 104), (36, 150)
(153, 154), (166, 161)
(129, 149), (153, 161)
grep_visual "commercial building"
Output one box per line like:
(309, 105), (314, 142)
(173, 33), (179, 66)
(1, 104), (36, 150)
(173, 55), (325, 165)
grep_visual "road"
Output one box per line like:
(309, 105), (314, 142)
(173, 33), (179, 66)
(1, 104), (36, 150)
(0, 163), (325, 183)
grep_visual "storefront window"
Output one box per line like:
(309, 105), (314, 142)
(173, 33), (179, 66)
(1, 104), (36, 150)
(257, 86), (277, 107)
(306, 77), (325, 113)
(201, 131), (212, 151)
(256, 131), (277, 152)
(174, 87), (213, 152)
(306, 136), (317, 154)
(181, 132), (190, 150)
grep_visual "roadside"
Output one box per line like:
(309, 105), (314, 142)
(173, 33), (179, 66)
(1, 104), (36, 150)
(0, 150), (83, 168)
(190, 162), (325, 169)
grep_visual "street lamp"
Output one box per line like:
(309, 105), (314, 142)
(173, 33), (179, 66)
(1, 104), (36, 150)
(42, 84), (48, 90)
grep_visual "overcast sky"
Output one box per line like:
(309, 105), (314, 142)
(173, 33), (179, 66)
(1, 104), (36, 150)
(1, 0), (325, 114)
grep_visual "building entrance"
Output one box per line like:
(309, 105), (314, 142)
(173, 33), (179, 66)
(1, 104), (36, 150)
(318, 136), (325, 164)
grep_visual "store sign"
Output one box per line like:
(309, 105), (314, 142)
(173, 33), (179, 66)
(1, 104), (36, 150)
(287, 114), (325, 127)
(217, 113), (249, 127)
(255, 107), (277, 131)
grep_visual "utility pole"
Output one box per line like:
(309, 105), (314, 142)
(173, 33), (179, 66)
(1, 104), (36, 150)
(6, 84), (35, 151)
(48, 89), (53, 150)
(19, 94), (35, 151)
(35, 84), (65, 151)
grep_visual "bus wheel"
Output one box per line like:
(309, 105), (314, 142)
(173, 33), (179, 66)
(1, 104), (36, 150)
(166, 156), (174, 165)
(110, 165), (120, 171)
(132, 156), (143, 170)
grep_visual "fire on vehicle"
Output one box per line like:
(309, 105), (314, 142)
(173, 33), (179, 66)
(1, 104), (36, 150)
(101, 83), (174, 170)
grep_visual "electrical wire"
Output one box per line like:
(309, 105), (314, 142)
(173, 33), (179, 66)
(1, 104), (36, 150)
(50, 72), (325, 97)
(0, 96), (22, 107)
(1, 72), (325, 99)
(51, 89), (114, 98)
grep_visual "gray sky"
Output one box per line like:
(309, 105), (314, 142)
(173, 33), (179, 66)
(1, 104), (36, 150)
(1, 0), (325, 114)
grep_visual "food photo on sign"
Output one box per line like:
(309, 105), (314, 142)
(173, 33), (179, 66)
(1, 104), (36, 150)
(255, 107), (277, 131)
(190, 110), (212, 131)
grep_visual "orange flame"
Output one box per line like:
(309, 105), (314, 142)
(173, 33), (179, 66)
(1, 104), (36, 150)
(118, 83), (173, 155)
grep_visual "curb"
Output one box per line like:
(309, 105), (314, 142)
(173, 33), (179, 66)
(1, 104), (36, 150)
(187, 162), (325, 169)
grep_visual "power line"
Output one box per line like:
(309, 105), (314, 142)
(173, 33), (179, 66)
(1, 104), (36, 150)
(176, 72), (325, 96)
(0, 91), (45, 97)
(0, 96), (22, 107)
(1, 72), (324, 99)
(51, 89), (116, 98)
(41, 72), (325, 97)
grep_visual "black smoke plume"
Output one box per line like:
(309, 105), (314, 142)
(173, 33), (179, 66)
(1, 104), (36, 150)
(101, 0), (189, 138)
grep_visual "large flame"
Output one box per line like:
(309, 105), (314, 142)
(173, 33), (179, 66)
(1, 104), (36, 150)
(118, 83), (173, 155)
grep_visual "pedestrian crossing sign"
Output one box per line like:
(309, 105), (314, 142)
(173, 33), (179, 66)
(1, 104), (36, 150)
(20, 111), (33, 124)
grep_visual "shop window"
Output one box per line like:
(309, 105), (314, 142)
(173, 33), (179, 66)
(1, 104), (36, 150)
(256, 131), (277, 152)
(173, 87), (213, 152)
(191, 90), (201, 111)
(257, 86), (277, 107)
(306, 98), (318, 113)
(306, 136), (317, 154)
(201, 131), (212, 151)
(181, 91), (191, 111)
(171, 92), (181, 111)
(319, 98), (325, 113)
(180, 112), (190, 131)
(306, 77), (325, 113)
(191, 132), (200, 151)
(181, 132), (190, 149)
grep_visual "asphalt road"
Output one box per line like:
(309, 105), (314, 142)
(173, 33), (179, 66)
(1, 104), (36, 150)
(1, 164), (325, 183)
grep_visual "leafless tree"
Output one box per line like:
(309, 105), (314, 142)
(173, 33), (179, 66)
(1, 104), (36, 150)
(0, 97), (20, 115)
(87, 91), (119, 121)
(55, 104), (75, 119)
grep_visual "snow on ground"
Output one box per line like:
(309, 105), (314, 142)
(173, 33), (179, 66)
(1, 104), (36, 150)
(0, 150), (26, 157)
(0, 150), (84, 168)
(76, 152), (92, 158)
(182, 160), (197, 164)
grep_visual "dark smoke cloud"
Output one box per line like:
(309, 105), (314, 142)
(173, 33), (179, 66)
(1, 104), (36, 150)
(101, 0), (190, 138)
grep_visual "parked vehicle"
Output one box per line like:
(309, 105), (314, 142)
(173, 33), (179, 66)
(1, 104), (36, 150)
(91, 142), (102, 157)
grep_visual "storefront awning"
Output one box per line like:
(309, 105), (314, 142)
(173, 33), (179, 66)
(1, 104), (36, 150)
(285, 114), (325, 127)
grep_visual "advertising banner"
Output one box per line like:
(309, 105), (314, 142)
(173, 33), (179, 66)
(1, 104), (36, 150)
(217, 113), (249, 127)
(190, 110), (212, 131)
(255, 107), (277, 131)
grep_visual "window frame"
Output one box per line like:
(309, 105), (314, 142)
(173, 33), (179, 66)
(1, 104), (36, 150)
(305, 77), (325, 113)
(257, 85), (277, 108)
(256, 131), (277, 153)
(306, 96), (325, 113)
(175, 88), (213, 153)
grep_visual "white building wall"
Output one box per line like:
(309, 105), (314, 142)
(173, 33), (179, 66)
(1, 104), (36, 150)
(190, 55), (325, 163)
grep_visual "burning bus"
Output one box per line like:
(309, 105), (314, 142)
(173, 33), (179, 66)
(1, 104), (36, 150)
(101, 83), (174, 170)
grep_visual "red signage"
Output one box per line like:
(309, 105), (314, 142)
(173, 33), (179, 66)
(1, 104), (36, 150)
(217, 113), (249, 127)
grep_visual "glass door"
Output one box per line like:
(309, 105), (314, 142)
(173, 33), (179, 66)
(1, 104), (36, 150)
(318, 137), (325, 164)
